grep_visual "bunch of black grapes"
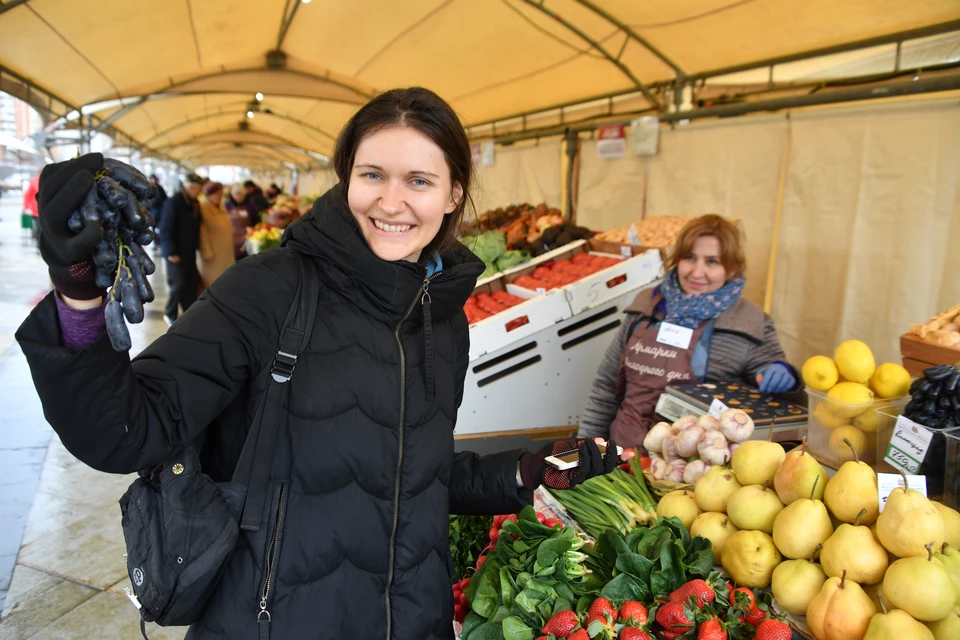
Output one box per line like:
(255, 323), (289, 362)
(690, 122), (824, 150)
(68, 158), (158, 351)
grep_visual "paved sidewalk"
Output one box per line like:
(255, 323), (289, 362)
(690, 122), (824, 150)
(0, 196), (184, 639)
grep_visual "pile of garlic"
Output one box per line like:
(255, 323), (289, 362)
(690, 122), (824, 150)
(644, 409), (755, 484)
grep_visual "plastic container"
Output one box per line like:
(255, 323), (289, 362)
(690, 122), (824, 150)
(938, 427), (960, 507)
(805, 387), (909, 469)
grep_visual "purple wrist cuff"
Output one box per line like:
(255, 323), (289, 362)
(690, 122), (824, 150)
(54, 292), (107, 351)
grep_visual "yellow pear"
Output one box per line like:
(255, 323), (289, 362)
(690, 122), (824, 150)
(807, 570), (877, 640)
(803, 355), (839, 391)
(926, 607), (960, 640)
(824, 438), (880, 525)
(731, 423), (785, 486)
(862, 582), (882, 610)
(694, 466), (742, 513)
(721, 530), (781, 588)
(657, 490), (701, 529)
(827, 381), (875, 418)
(690, 512), (738, 563)
(828, 426), (867, 463)
(883, 544), (956, 621)
(834, 339), (876, 384)
(869, 363), (911, 399)
(814, 402), (847, 428)
(773, 477), (834, 559)
(933, 502), (960, 548)
(821, 508), (889, 585)
(876, 472), (945, 558)
(864, 592), (934, 640)
(774, 439), (828, 505)
(771, 549), (828, 616)
(932, 543), (960, 606)
(727, 484), (784, 533)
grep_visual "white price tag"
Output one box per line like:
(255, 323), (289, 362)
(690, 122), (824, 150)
(708, 398), (730, 419)
(656, 322), (693, 349)
(883, 415), (933, 475)
(627, 224), (641, 246)
(877, 472), (928, 512)
(620, 246), (633, 258)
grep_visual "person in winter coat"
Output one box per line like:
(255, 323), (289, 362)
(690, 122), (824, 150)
(16, 87), (626, 640)
(224, 184), (252, 260)
(159, 173), (203, 324)
(243, 180), (269, 220)
(578, 215), (798, 449)
(148, 174), (168, 228)
(197, 181), (236, 287)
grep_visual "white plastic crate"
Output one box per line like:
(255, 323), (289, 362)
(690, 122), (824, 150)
(467, 289), (571, 361)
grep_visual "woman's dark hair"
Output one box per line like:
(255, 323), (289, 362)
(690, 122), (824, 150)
(333, 87), (473, 259)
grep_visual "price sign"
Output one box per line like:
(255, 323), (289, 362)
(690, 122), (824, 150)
(878, 472), (928, 512)
(708, 398), (730, 419)
(620, 246), (633, 258)
(883, 415), (933, 474)
(627, 224), (641, 246)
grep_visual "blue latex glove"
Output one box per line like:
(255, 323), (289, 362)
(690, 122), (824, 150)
(756, 362), (796, 393)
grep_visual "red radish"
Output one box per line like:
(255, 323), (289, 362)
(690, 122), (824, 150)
(543, 518), (563, 528)
(476, 555), (486, 568)
(488, 528), (500, 543)
(459, 578), (470, 590)
(536, 512), (547, 524)
(505, 514), (518, 523)
(459, 593), (469, 607)
(454, 604), (464, 619)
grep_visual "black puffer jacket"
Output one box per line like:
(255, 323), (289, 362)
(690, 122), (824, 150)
(16, 188), (532, 639)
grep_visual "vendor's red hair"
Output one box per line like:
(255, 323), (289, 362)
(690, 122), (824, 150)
(667, 215), (746, 278)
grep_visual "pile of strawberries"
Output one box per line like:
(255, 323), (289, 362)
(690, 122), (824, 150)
(513, 253), (623, 292)
(537, 578), (793, 640)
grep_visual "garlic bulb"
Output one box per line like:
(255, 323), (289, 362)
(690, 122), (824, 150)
(697, 415), (720, 431)
(671, 415), (698, 433)
(662, 435), (681, 461)
(675, 426), (704, 458)
(643, 422), (673, 453)
(719, 408), (755, 442)
(697, 430), (730, 466)
(664, 460), (687, 483)
(683, 459), (709, 484)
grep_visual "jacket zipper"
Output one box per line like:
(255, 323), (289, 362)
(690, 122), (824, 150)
(257, 484), (285, 637)
(384, 275), (434, 640)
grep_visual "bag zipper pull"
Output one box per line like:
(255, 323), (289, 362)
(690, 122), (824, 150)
(123, 586), (142, 610)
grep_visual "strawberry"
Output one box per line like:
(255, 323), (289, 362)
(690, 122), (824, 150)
(669, 579), (715, 607)
(745, 605), (766, 627)
(697, 618), (727, 640)
(619, 600), (648, 626)
(568, 631), (589, 640)
(588, 597), (617, 619)
(655, 602), (694, 635)
(753, 619), (792, 640)
(617, 628), (651, 640)
(543, 610), (580, 638)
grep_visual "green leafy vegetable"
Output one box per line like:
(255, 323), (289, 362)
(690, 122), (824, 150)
(449, 514), (493, 578)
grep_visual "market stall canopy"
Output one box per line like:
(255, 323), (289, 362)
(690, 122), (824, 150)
(1, 0), (958, 169)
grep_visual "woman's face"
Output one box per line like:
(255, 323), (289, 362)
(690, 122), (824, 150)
(677, 235), (728, 294)
(347, 126), (461, 264)
(208, 191), (223, 206)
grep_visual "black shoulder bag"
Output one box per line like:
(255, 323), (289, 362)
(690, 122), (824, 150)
(118, 248), (320, 638)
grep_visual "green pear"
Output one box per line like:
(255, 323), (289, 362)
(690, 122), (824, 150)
(883, 544), (955, 622)
(731, 422), (785, 486)
(727, 484), (784, 534)
(694, 465), (742, 513)
(774, 438), (828, 505)
(864, 592), (934, 640)
(926, 606), (960, 640)
(821, 508), (888, 585)
(876, 472), (945, 558)
(771, 547), (828, 616)
(773, 476), (834, 559)
(823, 438), (880, 525)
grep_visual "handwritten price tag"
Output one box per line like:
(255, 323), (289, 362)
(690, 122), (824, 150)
(883, 415), (933, 475)
(708, 398), (730, 419)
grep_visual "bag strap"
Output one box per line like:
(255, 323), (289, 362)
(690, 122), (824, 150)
(238, 249), (320, 531)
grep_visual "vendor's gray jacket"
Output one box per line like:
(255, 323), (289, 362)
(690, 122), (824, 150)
(578, 286), (794, 439)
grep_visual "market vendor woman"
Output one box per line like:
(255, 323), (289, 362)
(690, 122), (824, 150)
(579, 215), (798, 449)
(17, 88), (624, 640)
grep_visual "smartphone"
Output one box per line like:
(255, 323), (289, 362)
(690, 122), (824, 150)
(545, 444), (624, 470)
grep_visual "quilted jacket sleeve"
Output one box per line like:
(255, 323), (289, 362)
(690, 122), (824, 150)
(15, 253), (298, 474)
(447, 313), (533, 516)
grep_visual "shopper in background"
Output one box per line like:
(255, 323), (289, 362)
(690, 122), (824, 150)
(148, 174), (168, 225)
(158, 173), (203, 325)
(17, 87), (626, 639)
(197, 181), (236, 288)
(22, 173), (40, 245)
(242, 179), (269, 221)
(224, 183), (252, 260)
(579, 214), (797, 449)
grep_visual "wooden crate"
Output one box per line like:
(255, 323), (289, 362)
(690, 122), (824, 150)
(900, 332), (960, 376)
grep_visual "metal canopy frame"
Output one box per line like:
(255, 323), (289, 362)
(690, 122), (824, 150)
(143, 109), (336, 148)
(0, 0), (29, 17)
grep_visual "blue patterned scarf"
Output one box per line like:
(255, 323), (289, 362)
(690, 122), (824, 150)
(659, 268), (745, 329)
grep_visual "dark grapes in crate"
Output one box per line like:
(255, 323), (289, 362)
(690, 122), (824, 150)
(906, 363), (960, 496)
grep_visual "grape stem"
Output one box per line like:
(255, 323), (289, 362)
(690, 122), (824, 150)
(109, 237), (133, 302)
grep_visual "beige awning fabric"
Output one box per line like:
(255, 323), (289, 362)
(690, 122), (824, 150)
(1, 0), (958, 168)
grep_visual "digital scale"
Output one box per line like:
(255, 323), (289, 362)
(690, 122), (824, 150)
(654, 382), (809, 442)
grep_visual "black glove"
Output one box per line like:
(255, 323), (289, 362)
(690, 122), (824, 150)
(37, 153), (105, 300)
(519, 438), (620, 491)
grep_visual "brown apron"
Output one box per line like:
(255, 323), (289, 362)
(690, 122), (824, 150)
(609, 302), (706, 448)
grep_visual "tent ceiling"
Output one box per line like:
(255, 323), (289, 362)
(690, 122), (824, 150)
(1, 0), (958, 170)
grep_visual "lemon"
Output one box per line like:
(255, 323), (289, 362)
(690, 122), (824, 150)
(827, 382), (875, 418)
(869, 363), (912, 399)
(829, 425), (867, 462)
(834, 340), (876, 384)
(814, 402), (847, 428)
(803, 355), (840, 391)
(853, 408), (880, 433)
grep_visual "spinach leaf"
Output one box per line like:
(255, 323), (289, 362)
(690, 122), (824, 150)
(501, 566), (517, 609)
(503, 616), (535, 640)
(461, 612), (485, 639)
(599, 573), (647, 603)
(466, 621), (504, 640)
